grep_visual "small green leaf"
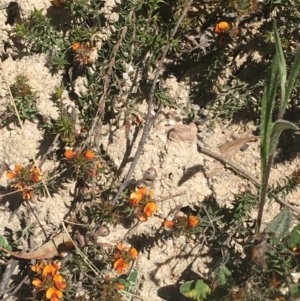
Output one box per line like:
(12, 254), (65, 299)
(269, 120), (299, 155)
(288, 223), (300, 248)
(180, 280), (211, 301)
(128, 270), (138, 283)
(265, 209), (292, 239)
(0, 235), (6, 247)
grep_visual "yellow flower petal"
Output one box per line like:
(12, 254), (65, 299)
(129, 191), (143, 206)
(129, 247), (138, 259)
(42, 264), (57, 276)
(143, 202), (157, 217)
(214, 21), (232, 34)
(46, 287), (63, 300)
(32, 278), (42, 287)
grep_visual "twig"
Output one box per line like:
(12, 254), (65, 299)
(197, 143), (300, 216)
(156, 193), (185, 203)
(197, 143), (260, 186)
(1, 275), (29, 301)
(0, 259), (19, 294)
(83, 27), (128, 150)
(111, 0), (194, 205)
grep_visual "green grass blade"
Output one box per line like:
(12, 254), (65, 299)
(284, 50), (300, 107)
(260, 55), (278, 174)
(273, 21), (287, 117)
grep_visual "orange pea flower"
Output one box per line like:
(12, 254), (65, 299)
(137, 187), (147, 196)
(71, 42), (81, 51)
(143, 202), (157, 217)
(129, 247), (138, 259)
(65, 149), (75, 159)
(188, 216), (199, 228)
(116, 241), (126, 251)
(6, 164), (22, 179)
(53, 274), (67, 290)
(114, 258), (129, 274)
(165, 220), (176, 228)
(84, 150), (95, 160)
(31, 260), (45, 274)
(214, 21), (233, 34)
(42, 264), (57, 277)
(46, 287), (63, 301)
(117, 283), (125, 290)
(32, 278), (43, 287)
(31, 166), (42, 182)
(22, 189), (34, 200)
(129, 191), (143, 206)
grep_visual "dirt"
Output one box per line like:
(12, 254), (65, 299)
(1, 1), (300, 301)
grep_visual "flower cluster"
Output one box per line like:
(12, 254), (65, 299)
(6, 164), (42, 200)
(31, 260), (67, 301)
(165, 215), (200, 235)
(71, 42), (98, 65)
(64, 148), (103, 182)
(129, 187), (157, 221)
(113, 242), (138, 274)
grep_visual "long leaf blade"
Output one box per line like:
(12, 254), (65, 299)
(273, 21), (287, 117)
(260, 55), (278, 174)
(284, 50), (300, 107)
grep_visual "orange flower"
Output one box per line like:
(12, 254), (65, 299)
(6, 164), (22, 179)
(117, 283), (125, 290)
(114, 258), (129, 274)
(31, 260), (45, 274)
(22, 189), (34, 200)
(143, 202), (157, 217)
(71, 42), (81, 51)
(188, 216), (199, 228)
(137, 187), (147, 196)
(32, 278), (43, 287)
(42, 264), (57, 277)
(46, 287), (63, 301)
(84, 149), (95, 160)
(65, 149), (75, 159)
(214, 21), (233, 34)
(129, 191), (143, 206)
(31, 166), (42, 182)
(165, 220), (176, 228)
(116, 241), (126, 251)
(53, 274), (67, 290)
(129, 247), (138, 259)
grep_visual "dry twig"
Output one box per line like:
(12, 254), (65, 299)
(197, 143), (300, 216)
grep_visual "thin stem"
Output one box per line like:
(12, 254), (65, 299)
(111, 0), (194, 205)
(256, 154), (274, 233)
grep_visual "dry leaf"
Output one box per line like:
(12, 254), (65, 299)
(0, 232), (74, 259)
(219, 136), (258, 159)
